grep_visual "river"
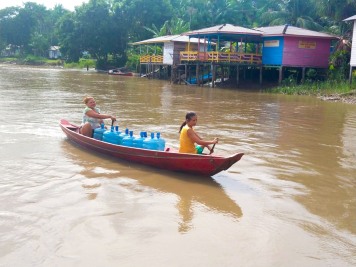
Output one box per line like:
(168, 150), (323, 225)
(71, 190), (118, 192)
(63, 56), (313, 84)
(0, 64), (355, 267)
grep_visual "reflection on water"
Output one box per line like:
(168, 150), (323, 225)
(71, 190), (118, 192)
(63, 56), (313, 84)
(62, 140), (242, 233)
(0, 64), (356, 266)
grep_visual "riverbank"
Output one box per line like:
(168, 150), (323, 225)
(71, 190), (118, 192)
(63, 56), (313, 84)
(318, 91), (356, 104)
(216, 78), (356, 105)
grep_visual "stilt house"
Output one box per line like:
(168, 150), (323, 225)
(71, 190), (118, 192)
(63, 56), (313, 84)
(255, 25), (338, 83)
(132, 35), (210, 79)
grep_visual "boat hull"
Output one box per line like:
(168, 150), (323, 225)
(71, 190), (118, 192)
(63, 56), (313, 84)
(60, 119), (243, 176)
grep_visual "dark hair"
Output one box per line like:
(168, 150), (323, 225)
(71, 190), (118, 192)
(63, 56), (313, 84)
(179, 112), (196, 133)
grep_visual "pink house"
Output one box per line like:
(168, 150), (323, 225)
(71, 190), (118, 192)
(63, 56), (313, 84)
(256, 25), (339, 83)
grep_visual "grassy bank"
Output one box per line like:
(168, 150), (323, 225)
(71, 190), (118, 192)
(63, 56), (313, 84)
(265, 79), (356, 104)
(266, 80), (355, 96)
(0, 56), (96, 69)
(0, 55), (63, 66)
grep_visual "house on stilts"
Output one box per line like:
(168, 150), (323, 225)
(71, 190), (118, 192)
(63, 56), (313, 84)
(255, 25), (339, 84)
(132, 35), (211, 83)
(134, 24), (339, 87)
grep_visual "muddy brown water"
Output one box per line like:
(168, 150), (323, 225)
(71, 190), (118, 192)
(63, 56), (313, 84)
(0, 64), (355, 266)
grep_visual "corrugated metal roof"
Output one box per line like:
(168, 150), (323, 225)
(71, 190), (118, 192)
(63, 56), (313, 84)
(344, 15), (356, 21)
(132, 35), (207, 45)
(255, 25), (338, 39)
(184, 24), (262, 36)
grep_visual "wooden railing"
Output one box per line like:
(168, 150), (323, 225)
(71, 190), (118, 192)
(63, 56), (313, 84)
(180, 51), (262, 64)
(140, 55), (163, 63)
(139, 52), (262, 64)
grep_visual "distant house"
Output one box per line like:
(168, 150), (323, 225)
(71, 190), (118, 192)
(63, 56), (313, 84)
(1, 44), (20, 57)
(132, 35), (211, 65)
(344, 15), (356, 83)
(48, 46), (61, 59)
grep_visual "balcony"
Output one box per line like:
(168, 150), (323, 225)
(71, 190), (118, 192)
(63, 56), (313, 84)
(180, 51), (262, 64)
(140, 55), (163, 63)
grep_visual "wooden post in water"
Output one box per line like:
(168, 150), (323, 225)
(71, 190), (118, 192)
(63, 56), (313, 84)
(221, 66), (224, 83)
(211, 63), (215, 88)
(170, 65), (174, 84)
(259, 66), (263, 86)
(187, 65), (191, 84)
(185, 64), (188, 85)
(196, 63), (200, 86)
(236, 65), (240, 88)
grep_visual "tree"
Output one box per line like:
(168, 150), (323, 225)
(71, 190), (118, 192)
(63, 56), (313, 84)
(258, 0), (323, 30)
(144, 18), (190, 37)
(116, 0), (174, 41)
(57, 13), (81, 61)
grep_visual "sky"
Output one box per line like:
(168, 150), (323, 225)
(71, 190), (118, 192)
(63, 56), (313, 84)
(0, 0), (89, 11)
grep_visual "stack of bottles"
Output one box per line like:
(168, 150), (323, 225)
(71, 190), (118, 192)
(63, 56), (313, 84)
(97, 124), (165, 151)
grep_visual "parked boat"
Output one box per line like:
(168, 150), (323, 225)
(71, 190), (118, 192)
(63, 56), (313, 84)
(108, 68), (133, 76)
(59, 119), (243, 176)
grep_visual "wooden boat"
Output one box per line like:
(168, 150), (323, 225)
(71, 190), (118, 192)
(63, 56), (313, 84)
(59, 119), (243, 176)
(108, 68), (133, 76)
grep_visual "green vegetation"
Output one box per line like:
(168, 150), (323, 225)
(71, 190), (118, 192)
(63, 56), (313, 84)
(0, 55), (62, 66)
(268, 80), (355, 96)
(64, 58), (96, 69)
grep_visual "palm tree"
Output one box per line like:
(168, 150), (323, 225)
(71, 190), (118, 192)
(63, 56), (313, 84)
(144, 18), (190, 37)
(258, 0), (323, 30)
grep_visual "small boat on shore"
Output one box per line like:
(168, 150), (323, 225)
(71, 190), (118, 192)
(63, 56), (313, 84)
(59, 119), (243, 176)
(108, 68), (133, 76)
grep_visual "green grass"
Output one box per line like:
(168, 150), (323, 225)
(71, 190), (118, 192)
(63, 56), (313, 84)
(63, 58), (96, 69)
(266, 80), (356, 96)
(0, 55), (62, 66)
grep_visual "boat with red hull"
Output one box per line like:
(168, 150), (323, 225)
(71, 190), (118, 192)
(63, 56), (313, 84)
(59, 119), (243, 176)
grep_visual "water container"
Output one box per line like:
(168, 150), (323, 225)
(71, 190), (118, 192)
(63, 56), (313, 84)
(133, 132), (145, 148)
(114, 125), (121, 142)
(143, 132), (159, 150)
(102, 126), (120, 144)
(93, 123), (106, 141)
(118, 128), (129, 145)
(156, 132), (166, 151)
(122, 131), (134, 147)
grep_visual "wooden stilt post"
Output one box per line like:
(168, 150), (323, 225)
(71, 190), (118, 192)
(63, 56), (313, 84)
(184, 64), (187, 85)
(187, 65), (190, 84)
(211, 63), (215, 88)
(236, 65), (240, 88)
(302, 67), (306, 84)
(170, 65), (174, 84)
(259, 66), (263, 86)
(221, 66), (224, 83)
(349, 66), (353, 85)
(196, 63), (200, 86)
(279, 66), (283, 85)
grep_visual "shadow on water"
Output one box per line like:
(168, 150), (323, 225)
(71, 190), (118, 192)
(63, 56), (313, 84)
(60, 139), (242, 233)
